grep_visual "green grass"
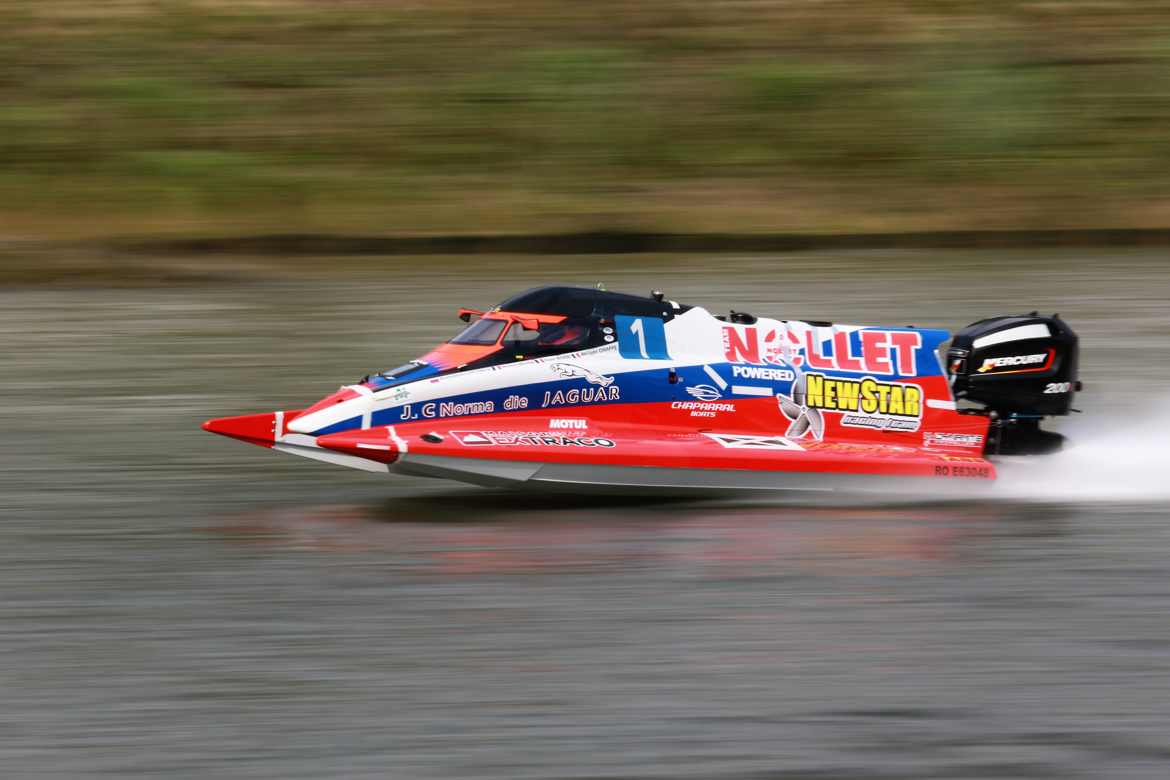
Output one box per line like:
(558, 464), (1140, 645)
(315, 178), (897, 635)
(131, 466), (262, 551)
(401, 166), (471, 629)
(3, 1), (1170, 239)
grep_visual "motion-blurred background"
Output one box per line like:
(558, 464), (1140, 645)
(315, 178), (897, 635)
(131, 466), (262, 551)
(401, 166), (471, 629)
(5, 0), (1170, 245)
(4, 3), (1170, 779)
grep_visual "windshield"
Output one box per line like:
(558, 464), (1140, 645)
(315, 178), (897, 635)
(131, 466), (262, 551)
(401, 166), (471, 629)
(503, 321), (590, 350)
(450, 317), (507, 345)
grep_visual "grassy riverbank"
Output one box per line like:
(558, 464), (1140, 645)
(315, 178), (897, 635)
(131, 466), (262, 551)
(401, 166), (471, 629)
(4, 1), (1170, 240)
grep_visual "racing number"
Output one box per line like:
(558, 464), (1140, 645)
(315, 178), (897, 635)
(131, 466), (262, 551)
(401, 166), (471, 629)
(629, 318), (648, 358)
(615, 315), (670, 360)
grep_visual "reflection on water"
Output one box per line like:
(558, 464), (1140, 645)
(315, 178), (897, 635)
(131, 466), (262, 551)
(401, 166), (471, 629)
(205, 497), (1035, 579)
(2, 250), (1170, 778)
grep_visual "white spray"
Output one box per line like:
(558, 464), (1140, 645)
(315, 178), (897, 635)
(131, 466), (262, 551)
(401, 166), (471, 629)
(993, 397), (1170, 503)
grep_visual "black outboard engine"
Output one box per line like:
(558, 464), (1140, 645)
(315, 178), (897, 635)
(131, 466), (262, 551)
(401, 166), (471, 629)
(946, 314), (1080, 455)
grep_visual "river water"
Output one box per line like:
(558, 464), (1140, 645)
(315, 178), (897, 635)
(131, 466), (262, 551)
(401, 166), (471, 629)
(2, 250), (1169, 778)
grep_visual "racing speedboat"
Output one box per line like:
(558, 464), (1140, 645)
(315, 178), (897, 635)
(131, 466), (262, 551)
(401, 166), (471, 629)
(203, 286), (1080, 493)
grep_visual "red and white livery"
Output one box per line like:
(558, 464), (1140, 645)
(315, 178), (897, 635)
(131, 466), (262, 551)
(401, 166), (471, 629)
(203, 286), (1080, 493)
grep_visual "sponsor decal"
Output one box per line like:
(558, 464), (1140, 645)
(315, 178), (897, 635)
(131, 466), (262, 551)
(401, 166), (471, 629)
(976, 350), (1053, 374)
(503, 394), (529, 411)
(550, 363), (614, 386)
(400, 400), (496, 420)
(387, 386), (411, 402)
(549, 418), (587, 429)
(685, 384), (723, 401)
(804, 373), (923, 432)
(722, 325), (921, 376)
(923, 431), (984, 449)
(812, 441), (916, 454)
(451, 431), (494, 445)
(452, 430), (615, 448)
(840, 414), (919, 432)
(731, 365), (794, 382)
(777, 389), (824, 441)
(540, 385), (621, 407)
(722, 326), (800, 366)
(703, 432), (804, 451)
(432, 400), (494, 417)
(672, 400), (735, 418)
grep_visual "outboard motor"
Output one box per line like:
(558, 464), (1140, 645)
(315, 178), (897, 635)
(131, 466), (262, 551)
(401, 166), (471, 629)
(946, 314), (1079, 455)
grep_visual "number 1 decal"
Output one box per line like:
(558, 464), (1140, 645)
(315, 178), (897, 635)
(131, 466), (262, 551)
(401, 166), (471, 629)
(629, 318), (648, 358)
(615, 315), (670, 360)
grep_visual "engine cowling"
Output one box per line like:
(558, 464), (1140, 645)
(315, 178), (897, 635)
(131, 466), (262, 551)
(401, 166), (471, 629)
(946, 314), (1079, 417)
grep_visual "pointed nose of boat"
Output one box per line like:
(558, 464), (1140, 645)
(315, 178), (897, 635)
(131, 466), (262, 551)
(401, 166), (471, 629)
(201, 412), (281, 448)
(287, 386), (366, 434)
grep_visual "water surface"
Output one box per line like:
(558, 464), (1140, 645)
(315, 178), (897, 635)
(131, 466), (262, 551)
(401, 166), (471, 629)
(2, 250), (1169, 778)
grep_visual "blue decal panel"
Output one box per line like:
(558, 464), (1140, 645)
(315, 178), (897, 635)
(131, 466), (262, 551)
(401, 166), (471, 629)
(360, 364), (685, 430)
(357, 362), (807, 431)
(615, 315), (670, 360)
(313, 414), (365, 436)
(806, 327), (950, 379)
(306, 326), (952, 435)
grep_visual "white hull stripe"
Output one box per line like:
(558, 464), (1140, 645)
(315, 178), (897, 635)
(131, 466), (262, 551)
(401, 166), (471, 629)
(703, 364), (729, 389)
(387, 426), (408, 454)
(731, 385), (773, 397)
